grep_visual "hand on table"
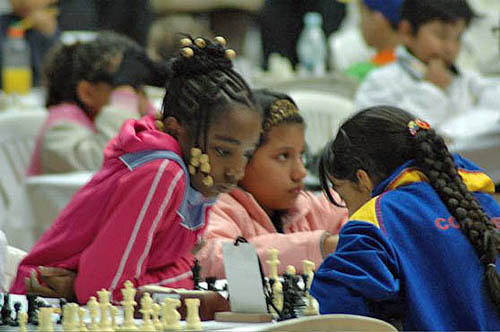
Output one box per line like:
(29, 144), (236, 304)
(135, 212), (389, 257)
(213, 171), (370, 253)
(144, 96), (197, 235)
(25, 266), (77, 302)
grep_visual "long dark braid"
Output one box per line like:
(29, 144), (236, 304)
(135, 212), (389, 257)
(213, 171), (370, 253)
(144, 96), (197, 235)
(414, 128), (500, 308)
(319, 106), (500, 308)
(161, 36), (256, 149)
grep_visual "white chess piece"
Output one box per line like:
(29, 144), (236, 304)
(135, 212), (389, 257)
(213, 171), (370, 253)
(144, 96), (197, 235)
(37, 307), (54, 332)
(303, 260), (318, 316)
(97, 289), (114, 331)
(185, 298), (202, 331)
(18, 312), (28, 332)
(286, 265), (296, 275)
(161, 298), (181, 330)
(62, 303), (79, 332)
(78, 307), (88, 331)
(152, 303), (162, 331)
(109, 306), (119, 331)
(267, 248), (283, 313)
(121, 280), (139, 330)
(266, 248), (280, 280)
(140, 292), (155, 331)
(87, 296), (99, 330)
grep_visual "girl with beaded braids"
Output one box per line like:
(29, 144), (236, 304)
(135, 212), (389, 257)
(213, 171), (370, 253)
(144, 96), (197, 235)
(310, 106), (500, 330)
(196, 89), (348, 279)
(11, 36), (262, 304)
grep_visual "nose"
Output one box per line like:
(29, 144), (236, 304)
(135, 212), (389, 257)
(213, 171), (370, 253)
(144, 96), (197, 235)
(225, 158), (247, 183)
(291, 157), (307, 182)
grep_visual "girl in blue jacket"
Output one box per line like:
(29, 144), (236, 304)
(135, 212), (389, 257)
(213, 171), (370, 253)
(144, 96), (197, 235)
(311, 105), (500, 330)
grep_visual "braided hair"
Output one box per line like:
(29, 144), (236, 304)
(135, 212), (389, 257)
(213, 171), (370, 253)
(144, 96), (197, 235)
(252, 89), (304, 147)
(319, 105), (500, 308)
(161, 36), (257, 151)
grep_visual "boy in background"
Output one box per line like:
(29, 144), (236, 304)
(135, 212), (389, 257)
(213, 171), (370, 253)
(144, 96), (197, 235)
(345, 0), (402, 82)
(355, 0), (500, 145)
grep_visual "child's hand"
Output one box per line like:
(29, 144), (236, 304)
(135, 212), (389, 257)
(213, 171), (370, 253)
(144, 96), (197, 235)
(30, 7), (59, 36)
(425, 58), (452, 91)
(25, 267), (77, 302)
(320, 232), (339, 258)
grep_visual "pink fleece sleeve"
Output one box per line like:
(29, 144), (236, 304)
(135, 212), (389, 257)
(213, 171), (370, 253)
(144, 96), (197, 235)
(196, 203), (243, 279)
(75, 160), (188, 304)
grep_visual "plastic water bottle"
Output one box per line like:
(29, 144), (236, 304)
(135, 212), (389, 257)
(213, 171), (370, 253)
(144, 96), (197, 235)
(2, 25), (32, 95)
(297, 12), (327, 77)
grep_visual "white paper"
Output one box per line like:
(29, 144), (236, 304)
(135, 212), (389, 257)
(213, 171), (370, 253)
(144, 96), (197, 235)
(222, 242), (268, 313)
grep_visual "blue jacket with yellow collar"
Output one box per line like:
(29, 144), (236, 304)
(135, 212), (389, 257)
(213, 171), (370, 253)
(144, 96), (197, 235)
(310, 155), (500, 331)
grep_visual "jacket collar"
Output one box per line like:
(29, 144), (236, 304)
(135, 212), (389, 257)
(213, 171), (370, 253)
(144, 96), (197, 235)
(373, 154), (495, 196)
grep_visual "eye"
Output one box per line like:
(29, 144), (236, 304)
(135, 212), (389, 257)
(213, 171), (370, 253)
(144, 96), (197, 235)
(277, 153), (289, 161)
(214, 147), (231, 157)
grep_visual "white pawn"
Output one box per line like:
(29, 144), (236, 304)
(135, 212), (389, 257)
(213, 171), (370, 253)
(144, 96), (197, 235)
(78, 307), (88, 331)
(121, 280), (138, 331)
(97, 289), (114, 331)
(266, 248), (280, 280)
(152, 303), (162, 331)
(303, 260), (318, 316)
(62, 303), (79, 332)
(87, 296), (99, 331)
(37, 307), (54, 332)
(140, 292), (155, 331)
(109, 306), (119, 331)
(18, 312), (28, 332)
(185, 298), (202, 331)
(161, 298), (181, 330)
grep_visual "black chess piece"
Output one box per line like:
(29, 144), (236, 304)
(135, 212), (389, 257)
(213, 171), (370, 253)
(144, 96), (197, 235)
(192, 259), (202, 290)
(26, 294), (48, 325)
(1, 293), (16, 326)
(57, 298), (68, 324)
(206, 276), (217, 291)
(11, 302), (21, 327)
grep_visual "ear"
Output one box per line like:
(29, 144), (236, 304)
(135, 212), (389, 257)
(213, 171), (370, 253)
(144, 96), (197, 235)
(76, 81), (96, 108)
(398, 19), (414, 45)
(164, 116), (184, 138)
(355, 169), (374, 194)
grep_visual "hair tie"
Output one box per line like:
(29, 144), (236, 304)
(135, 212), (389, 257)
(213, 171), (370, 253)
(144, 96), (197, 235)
(488, 263), (497, 269)
(408, 119), (431, 136)
(263, 99), (299, 131)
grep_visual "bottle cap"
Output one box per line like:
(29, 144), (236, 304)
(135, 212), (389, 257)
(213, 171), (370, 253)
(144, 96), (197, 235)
(304, 12), (322, 26)
(7, 25), (25, 38)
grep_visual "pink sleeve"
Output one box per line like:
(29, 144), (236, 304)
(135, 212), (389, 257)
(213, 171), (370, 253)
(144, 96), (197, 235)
(196, 203), (244, 279)
(75, 160), (187, 303)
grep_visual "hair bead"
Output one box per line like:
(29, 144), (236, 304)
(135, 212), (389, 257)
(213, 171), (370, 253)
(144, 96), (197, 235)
(181, 47), (194, 58)
(180, 38), (193, 46)
(214, 36), (227, 47)
(225, 49), (236, 60)
(194, 38), (206, 48)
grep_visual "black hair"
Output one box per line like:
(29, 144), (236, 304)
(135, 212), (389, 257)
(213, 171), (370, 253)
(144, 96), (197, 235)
(319, 105), (500, 309)
(43, 31), (142, 115)
(252, 89), (304, 146)
(161, 36), (259, 151)
(401, 0), (477, 33)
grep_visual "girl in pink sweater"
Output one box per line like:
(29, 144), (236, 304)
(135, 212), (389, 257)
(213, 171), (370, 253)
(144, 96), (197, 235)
(196, 90), (348, 278)
(11, 36), (262, 304)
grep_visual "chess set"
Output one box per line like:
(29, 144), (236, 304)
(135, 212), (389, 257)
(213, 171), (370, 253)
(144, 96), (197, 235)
(0, 247), (319, 331)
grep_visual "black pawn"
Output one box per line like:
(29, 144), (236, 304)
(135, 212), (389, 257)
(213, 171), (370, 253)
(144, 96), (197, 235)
(1, 293), (15, 326)
(11, 302), (21, 326)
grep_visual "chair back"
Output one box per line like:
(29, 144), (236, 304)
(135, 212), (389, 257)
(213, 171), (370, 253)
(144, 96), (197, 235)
(288, 90), (355, 155)
(0, 111), (47, 250)
(260, 314), (398, 332)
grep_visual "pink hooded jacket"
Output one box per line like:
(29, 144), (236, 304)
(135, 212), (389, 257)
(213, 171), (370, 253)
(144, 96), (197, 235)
(12, 115), (212, 303)
(196, 188), (348, 278)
